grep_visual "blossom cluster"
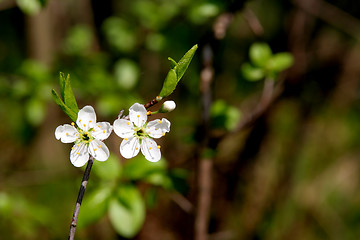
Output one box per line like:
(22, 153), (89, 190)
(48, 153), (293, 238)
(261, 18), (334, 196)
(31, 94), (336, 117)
(55, 102), (173, 167)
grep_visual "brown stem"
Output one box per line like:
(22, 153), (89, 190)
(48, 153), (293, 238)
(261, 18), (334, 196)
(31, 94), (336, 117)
(68, 156), (94, 240)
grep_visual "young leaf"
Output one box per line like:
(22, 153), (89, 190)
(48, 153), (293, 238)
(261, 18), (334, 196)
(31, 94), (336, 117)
(77, 186), (112, 228)
(249, 43), (272, 67)
(51, 89), (78, 122)
(158, 44), (198, 98)
(241, 63), (265, 82)
(158, 69), (177, 99)
(168, 57), (177, 68)
(59, 72), (78, 114)
(267, 52), (294, 72)
(108, 185), (145, 238)
(175, 44), (198, 80)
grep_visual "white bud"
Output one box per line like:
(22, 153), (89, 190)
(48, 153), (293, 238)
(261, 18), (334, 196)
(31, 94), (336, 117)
(161, 100), (176, 113)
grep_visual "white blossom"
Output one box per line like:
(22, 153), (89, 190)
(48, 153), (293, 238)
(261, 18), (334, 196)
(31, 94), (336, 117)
(55, 106), (112, 167)
(113, 103), (170, 162)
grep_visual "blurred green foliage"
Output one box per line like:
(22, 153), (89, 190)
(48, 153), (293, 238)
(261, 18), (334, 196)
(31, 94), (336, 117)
(1, 0), (360, 239)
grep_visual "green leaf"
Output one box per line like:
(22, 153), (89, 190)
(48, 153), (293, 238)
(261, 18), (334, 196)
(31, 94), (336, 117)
(51, 89), (78, 122)
(122, 155), (167, 181)
(175, 44), (198, 80)
(77, 186), (112, 228)
(249, 43), (272, 67)
(108, 185), (145, 238)
(210, 100), (242, 131)
(158, 69), (177, 99)
(241, 63), (265, 82)
(267, 52), (294, 72)
(59, 72), (78, 114)
(159, 44), (198, 98)
(168, 57), (177, 68)
(92, 155), (122, 180)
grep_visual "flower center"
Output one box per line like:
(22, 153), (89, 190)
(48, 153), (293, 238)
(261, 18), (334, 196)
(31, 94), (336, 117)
(136, 129), (145, 137)
(82, 133), (90, 141)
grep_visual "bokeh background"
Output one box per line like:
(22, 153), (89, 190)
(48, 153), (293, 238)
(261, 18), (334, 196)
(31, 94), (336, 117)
(1, 0), (360, 239)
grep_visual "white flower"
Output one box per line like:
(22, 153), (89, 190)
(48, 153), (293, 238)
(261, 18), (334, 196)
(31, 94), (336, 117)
(113, 103), (170, 162)
(55, 106), (112, 167)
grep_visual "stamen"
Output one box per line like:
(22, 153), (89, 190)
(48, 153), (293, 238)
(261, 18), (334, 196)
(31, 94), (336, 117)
(83, 124), (86, 127)
(158, 120), (162, 124)
(137, 115), (140, 118)
(98, 125), (101, 128)
(155, 128), (158, 130)
(79, 119), (82, 122)
(147, 111), (151, 116)
(125, 138), (128, 141)
(94, 148), (97, 151)
(103, 130), (105, 133)
(89, 120), (92, 123)
(157, 145), (161, 149)
(136, 147), (139, 150)
(162, 132), (165, 136)
(66, 133), (69, 136)
(127, 122), (130, 125)
(71, 147), (74, 150)
(76, 152), (80, 155)
(149, 147), (152, 150)
(89, 139), (93, 142)
(71, 122), (75, 126)
(98, 145), (102, 148)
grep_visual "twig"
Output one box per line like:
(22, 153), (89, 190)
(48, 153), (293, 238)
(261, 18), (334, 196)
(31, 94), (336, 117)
(242, 8), (264, 37)
(68, 156), (94, 240)
(293, 0), (360, 41)
(195, 44), (214, 240)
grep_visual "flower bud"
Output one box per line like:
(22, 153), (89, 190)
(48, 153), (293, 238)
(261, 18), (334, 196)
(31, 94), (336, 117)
(160, 100), (176, 113)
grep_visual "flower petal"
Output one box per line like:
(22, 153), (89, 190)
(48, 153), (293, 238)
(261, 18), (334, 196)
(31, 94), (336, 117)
(89, 139), (110, 162)
(140, 138), (161, 162)
(70, 143), (89, 167)
(120, 137), (140, 159)
(129, 103), (147, 127)
(92, 122), (113, 140)
(76, 105), (97, 131)
(146, 118), (171, 139)
(55, 124), (79, 143)
(113, 119), (135, 138)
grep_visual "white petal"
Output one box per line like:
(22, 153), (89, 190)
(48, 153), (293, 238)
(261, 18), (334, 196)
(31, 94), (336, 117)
(147, 118), (171, 139)
(129, 103), (147, 127)
(120, 137), (140, 159)
(70, 143), (89, 167)
(76, 106), (97, 131)
(92, 122), (113, 140)
(113, 119), (135, 138)
(140, 138), (161, 162)
(89, 139), (110, 162)
(55, 124), (79, 143)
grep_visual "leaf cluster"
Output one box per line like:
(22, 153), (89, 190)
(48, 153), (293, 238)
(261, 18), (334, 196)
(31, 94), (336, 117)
(241, 42), (294, 81)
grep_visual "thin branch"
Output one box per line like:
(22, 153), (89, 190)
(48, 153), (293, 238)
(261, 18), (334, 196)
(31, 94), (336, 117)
(68, 156), (94, 240)
(293, 0), (360, 41)
(242, 8), (264, 37)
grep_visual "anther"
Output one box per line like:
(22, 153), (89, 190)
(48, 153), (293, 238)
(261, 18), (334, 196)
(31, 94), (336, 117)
(147, 111), (151, 116)
(66, 133), (69, 136)
(149, 147), (152, 150)
(79, 119), (82, 122)
(94, 148), (97, 151)
(125, 138), (128, 141)
(76, 152), (80, 155)
(103, 130), (105, 133)
(71, 122), (75, 126)
(98, 145), (101, 148)
(157, 145), (161, 149)
(158, 120), (162, 124)
(83, 124), (86, 127)
(137, 115), (140, 118)
(162, 132), (165, 136)
(127, 122), (130, 125)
